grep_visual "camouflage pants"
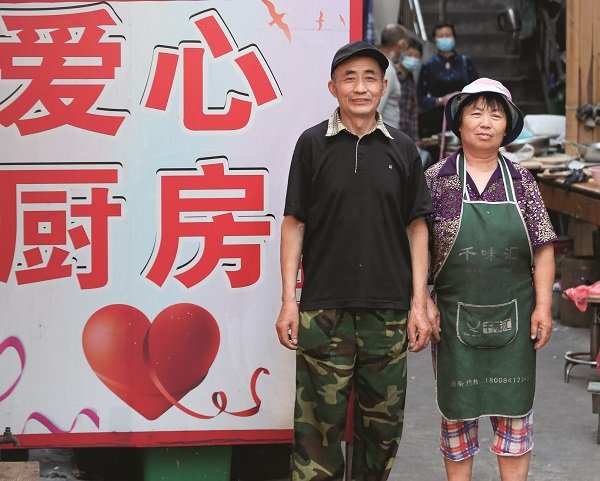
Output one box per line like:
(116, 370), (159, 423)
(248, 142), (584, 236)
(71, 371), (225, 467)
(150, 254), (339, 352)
(293, 308), (408, 481)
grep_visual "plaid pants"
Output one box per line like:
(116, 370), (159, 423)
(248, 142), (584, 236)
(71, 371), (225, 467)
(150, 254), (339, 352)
(440, 411), (534, 461)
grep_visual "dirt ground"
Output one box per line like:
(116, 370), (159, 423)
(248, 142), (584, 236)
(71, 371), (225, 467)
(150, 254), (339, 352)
(31, 449), (80, 480)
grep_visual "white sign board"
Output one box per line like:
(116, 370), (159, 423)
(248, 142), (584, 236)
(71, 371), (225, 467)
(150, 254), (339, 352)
(0, 0), (360, 447)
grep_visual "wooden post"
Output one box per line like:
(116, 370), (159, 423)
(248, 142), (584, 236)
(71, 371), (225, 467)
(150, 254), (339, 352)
(565, 0), (600, 147)
(563, 0), (600, 254)
(565, 0), (578, 151)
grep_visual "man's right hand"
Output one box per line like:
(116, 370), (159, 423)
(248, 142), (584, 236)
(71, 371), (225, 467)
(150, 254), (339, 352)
(275, 300), (299, 350)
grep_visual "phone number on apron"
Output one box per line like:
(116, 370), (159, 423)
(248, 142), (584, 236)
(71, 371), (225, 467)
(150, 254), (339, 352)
(448, 376), (532, 388)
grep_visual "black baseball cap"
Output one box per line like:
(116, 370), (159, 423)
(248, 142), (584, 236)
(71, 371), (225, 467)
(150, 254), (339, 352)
(330, 41), (389, 77)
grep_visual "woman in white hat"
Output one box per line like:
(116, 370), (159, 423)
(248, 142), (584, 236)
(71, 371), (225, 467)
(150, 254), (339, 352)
(425, 78), (557, 481)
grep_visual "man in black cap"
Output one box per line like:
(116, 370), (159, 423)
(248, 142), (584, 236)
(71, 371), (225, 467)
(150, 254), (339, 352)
(275, 40), (434, 481)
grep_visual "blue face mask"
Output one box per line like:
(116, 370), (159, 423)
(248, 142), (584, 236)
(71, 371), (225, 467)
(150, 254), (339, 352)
(401, 55), (421, 73)
(436, 37), (455, 52)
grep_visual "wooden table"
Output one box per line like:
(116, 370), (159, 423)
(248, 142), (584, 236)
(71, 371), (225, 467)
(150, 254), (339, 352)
(532, 160), (600, 381)
(520, 153), (575, 171)
(0, 461), (39, 481)
(537, 175), (600, 226)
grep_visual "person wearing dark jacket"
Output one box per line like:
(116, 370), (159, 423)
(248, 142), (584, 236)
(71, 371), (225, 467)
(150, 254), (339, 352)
(417, 21), (479, 139)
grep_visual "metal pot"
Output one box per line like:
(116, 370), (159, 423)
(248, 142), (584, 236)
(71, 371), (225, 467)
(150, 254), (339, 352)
(576, 142), (600, 162)
(443, 131), (461, 146)
(434, 131), (461, 147)
(505, 135), (551, 156)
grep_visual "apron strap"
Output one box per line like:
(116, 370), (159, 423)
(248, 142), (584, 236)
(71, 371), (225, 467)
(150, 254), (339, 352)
(458, 153), (515, 202)
(499, 155), (517, 203)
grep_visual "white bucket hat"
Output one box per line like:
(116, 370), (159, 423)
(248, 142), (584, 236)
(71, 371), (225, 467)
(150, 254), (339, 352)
(444, 77), (524, 146)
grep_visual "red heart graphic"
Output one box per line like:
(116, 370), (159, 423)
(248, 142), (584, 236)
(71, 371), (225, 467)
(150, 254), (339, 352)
(82, 303), (220, 420)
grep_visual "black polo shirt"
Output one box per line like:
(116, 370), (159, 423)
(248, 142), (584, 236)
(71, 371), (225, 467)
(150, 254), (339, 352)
(284, 115), (432, 311)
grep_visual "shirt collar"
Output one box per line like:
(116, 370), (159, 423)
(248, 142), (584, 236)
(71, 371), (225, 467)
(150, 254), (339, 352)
(326, 108), (394, 139)
(438, 150), (522, 181)
(436, 52), (457, 61)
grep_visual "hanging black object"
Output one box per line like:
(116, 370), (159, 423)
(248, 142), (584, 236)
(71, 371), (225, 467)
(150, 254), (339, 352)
(497, 7), (523, 33)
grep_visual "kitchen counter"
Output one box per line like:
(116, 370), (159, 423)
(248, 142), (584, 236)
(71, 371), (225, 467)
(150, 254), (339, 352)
(537, 174), (600, 225)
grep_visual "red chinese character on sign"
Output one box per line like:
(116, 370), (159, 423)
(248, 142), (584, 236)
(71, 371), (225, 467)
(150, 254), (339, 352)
(143, 9), (280, 131)
(145, 159), (271, 288)
(0, 4), (126, 135)
(0, 166), (122, 288)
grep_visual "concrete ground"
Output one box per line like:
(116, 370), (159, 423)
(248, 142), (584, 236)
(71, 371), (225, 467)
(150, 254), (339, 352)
(392, 322), (600, 481)
(10, 322), (600, 480)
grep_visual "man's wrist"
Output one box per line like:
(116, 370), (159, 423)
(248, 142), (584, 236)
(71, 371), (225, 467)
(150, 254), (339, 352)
(411, 297), (428, 309)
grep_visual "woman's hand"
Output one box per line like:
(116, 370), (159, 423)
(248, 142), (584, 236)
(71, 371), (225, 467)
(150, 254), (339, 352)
(530, 307), (552, 350)
(531, 244), (555, 350)
(427, 296), (441, 343)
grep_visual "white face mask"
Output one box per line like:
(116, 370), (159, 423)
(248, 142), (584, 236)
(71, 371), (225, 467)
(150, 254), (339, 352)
(401, 55), (421, 73)
(436, 37), (455, 52)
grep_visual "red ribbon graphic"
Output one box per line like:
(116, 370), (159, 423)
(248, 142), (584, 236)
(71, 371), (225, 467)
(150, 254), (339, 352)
(144, 329), (269, 419)
(22, 409), (100, 434)
(0, 336), (25, 401)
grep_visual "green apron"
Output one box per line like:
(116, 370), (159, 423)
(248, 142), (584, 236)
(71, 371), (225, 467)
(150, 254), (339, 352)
(434, 153), (536, 420)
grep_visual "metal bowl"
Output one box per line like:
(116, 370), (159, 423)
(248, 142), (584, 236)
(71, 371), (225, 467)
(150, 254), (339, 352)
(576, 142), (600, 162)
(435, 131), (461, 146)
(505, 135), (551, 156)
(444, 131), (461, 146)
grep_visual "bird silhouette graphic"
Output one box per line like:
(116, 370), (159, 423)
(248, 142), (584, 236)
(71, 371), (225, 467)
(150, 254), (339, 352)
(261, 0), (291, 42)
(339, 14), (346, 26)
(316, 10), (324, 30)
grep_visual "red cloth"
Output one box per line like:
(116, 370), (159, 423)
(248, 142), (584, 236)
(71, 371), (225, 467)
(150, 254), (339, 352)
(343, 386), (355, 443)
(565, 281), (600, 312)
